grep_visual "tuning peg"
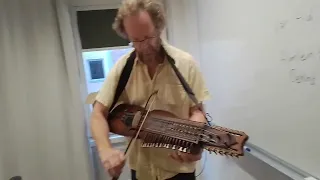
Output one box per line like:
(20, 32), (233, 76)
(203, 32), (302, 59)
(212, 149), (217, 155)
(182, 148), (187, 153)
(230, 153), (239, 158)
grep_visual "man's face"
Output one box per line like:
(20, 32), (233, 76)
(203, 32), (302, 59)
(123, 11), (161, 59)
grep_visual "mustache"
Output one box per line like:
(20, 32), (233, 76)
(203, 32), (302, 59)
(137, 47), (158, 55)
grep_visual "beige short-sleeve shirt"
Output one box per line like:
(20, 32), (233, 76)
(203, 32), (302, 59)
(95, 40), (210, 180)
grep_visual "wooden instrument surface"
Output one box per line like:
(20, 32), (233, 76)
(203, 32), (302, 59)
(107, 103), (249, 157)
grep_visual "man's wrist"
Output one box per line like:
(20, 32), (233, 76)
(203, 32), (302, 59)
(96, 140), (113, 152)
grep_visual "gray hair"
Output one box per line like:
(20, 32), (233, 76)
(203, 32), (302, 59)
(112, 0), (166, 39)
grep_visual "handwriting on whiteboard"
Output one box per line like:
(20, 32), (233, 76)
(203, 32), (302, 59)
(276, 6), (319, 86)
(280, 50), (319, 85)
(277, 9), (314, 30)
(280, 52), (315, 62)
(290, 69), (316, 85)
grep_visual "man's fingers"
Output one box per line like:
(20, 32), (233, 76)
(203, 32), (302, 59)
(112, 156), (122, 167)
(109, 155), (125, 177)
(184, 153), (201, 162)
(108, 168), (120, 177)
(107, 164), (123, 177)
(102, 159), (112, 169)
(108, 169), (115, 176)
(98, 148), (125, 178)
(119, 152), (125, 161)
(104, 152), (125, 169)
(111, 167), (122, 177)
(169, 152), (183, 163)
(169, 151), (202, 163)
(180, 154), (191, 162)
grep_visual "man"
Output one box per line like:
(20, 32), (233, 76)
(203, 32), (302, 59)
(90, 0), (210, 179)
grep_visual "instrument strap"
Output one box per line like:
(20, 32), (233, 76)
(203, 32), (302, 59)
(164, 48), (199, 107)
(164, 48), (212, 125)
(108, 50), (136, 112)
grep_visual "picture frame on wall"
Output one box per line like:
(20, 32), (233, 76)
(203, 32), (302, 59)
(88, 58), (105, 81)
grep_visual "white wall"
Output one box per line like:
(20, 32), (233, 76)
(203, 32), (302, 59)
(165, 1), (294, 180)
(165, 0), (201, 62)
(198, 152), (292, 180)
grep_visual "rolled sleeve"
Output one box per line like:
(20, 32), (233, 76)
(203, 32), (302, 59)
(95, 67), (118, 107)
(95, 55), (129, 108)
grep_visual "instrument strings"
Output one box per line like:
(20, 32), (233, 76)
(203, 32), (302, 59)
(123, 90), (159, 154)
(146, 116), (220, 137)
(126, 93), (158, 155)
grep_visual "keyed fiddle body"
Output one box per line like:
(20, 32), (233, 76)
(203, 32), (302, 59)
(107, 103), (249, 157)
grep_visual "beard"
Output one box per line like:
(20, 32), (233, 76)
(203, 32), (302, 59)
(137, 38), (162, 62)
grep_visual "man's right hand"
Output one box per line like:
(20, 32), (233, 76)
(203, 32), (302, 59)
(99, 148), (126, 177)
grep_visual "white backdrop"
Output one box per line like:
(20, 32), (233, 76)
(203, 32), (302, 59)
(197, 0), (320, 178)
(0, 0), (92, 180)
(164, 0), (201, 62)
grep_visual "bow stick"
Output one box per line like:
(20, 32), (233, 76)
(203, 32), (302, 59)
(111, 91), (158, 180)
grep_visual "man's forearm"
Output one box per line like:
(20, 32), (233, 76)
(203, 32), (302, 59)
(91, 112), (112, 151)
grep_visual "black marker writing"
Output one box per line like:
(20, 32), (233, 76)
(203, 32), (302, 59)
(290, 69), (316, 85)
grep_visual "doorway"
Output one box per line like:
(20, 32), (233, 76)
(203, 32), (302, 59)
(71, 4), (132, 180)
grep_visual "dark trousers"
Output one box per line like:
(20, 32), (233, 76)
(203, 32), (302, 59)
(131, 169), (196, 180)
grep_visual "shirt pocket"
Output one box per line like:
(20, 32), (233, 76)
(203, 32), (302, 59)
(159, 84), (187, 105)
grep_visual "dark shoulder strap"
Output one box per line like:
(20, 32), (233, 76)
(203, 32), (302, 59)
(165, 52), (199, 106)
(165, 52), (212, 125)
(108, 50), (136, 112)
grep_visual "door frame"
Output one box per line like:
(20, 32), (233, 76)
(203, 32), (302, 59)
(69, 0), (169, 140)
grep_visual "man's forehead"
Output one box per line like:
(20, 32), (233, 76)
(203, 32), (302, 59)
(123, 11), (155, 38)
(125, 11), (152, 24)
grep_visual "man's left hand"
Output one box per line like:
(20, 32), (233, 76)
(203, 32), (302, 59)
(169, 149), (202, 163)
(169, 107), (206, 163)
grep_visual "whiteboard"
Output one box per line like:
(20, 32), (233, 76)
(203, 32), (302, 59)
(197, 0), (320, 178)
